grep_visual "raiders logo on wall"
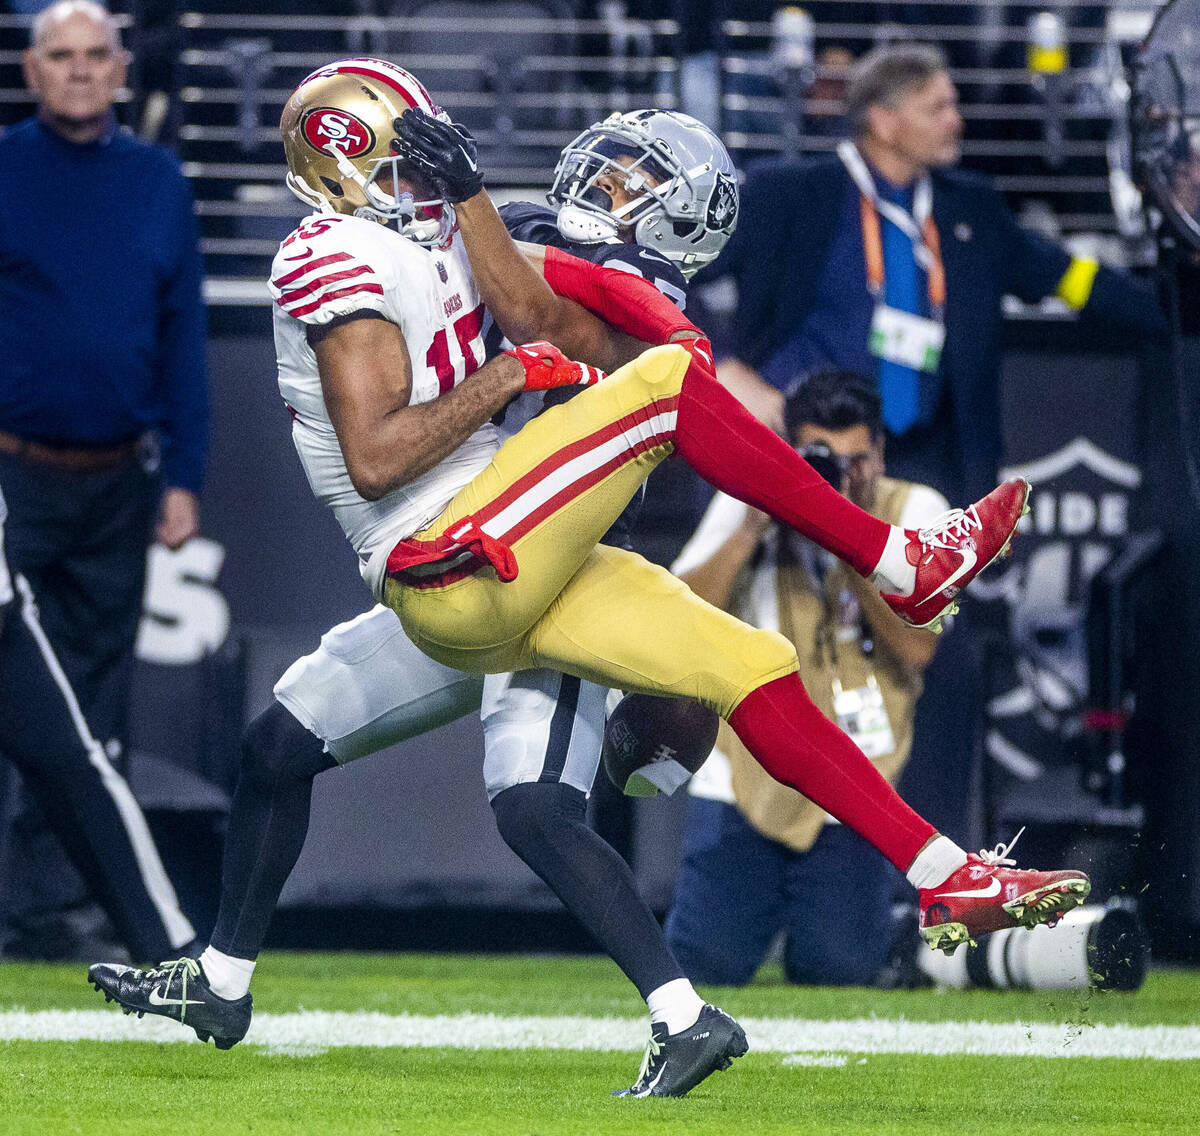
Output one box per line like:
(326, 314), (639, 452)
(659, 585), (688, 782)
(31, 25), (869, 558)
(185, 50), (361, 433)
(972, 437), (1143, 816)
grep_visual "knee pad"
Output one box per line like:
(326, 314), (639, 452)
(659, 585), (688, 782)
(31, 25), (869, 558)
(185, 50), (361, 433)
(240, 700), (334, 787)
(273, 605), (483, 764)
(490, 781), (586, 850)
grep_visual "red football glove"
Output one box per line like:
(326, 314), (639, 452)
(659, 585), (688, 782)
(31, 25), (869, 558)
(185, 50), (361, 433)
(504, 341), (605, 392)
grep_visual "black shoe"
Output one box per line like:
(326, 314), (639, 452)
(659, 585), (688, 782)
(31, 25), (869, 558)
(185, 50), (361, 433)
(88, 957), (252, 1050)
(613, 1005), (748, 1098)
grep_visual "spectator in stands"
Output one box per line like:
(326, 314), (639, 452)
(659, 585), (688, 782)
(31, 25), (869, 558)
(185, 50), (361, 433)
(664, 369), (944, 986)
(712, 40), (1166, 503)
(0, 0), (207, 958)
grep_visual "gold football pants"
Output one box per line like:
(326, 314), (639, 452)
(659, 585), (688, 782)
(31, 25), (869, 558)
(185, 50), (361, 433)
(384, 344), (798, 718)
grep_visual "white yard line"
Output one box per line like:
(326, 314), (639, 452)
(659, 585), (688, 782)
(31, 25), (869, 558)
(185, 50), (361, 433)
(2, 1009), (1199, 1060)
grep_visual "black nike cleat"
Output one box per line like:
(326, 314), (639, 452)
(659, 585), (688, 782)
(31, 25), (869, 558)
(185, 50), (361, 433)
(613, 1004), (748, 1098)
(87, 957), (252, 1050)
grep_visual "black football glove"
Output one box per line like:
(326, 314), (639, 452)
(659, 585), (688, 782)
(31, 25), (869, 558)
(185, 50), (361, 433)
(391, 108), (484, 204)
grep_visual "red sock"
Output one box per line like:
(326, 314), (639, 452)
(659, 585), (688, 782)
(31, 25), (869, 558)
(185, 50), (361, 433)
(728, 673), (935, 871)
(673, 362), (889, 577)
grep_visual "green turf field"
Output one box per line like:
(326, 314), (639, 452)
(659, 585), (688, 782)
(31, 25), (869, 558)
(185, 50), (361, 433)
(3, 952), (1199, 1135)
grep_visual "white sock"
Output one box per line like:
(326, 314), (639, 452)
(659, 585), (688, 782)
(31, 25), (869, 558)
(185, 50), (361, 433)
(905, 836), (969, 891)
(870, 526), (916, 596)
(199, 945), (255, 1000)
(646, 978), (705, 1036)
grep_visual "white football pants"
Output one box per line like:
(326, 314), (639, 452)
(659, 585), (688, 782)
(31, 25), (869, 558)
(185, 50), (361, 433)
(272, 604), (609, 799)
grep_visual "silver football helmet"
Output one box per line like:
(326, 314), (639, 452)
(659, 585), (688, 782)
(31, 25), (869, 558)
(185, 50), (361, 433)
(548, 109), (739, 278)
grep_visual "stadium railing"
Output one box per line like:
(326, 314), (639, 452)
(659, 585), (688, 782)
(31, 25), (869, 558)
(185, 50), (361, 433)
(0, 3), (1169, 299)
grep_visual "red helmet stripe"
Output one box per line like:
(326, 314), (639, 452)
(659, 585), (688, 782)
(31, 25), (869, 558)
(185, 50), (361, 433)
(302, 58), (435, 113)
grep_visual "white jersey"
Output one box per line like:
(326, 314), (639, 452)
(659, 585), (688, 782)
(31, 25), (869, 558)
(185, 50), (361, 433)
(269, 213), (499, 597)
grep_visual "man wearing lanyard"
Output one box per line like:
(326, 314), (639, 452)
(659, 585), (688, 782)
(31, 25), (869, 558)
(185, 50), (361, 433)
(713, 41), (1166, 504)
(839, 137), (946, 454)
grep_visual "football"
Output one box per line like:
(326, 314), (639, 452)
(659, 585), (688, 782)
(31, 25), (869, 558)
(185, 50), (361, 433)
(602, 693), (721, 797)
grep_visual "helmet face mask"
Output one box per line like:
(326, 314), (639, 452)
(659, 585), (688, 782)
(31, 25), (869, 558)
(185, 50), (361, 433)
(553, 138), (674, 236)
(281, 59), (457, 248)
(549, 109), (739, 277)
(358, 154), (452, 244)
(1131, 0), (1200, 251)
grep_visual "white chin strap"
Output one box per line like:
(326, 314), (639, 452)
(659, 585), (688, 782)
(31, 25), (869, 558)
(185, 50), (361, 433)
(556, 203), (621, 244)
(285, 172), (334, 213)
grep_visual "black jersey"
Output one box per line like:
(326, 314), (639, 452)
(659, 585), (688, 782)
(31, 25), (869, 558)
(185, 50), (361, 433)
(492, 200), (692, 551)
(498, 200), (688, 310)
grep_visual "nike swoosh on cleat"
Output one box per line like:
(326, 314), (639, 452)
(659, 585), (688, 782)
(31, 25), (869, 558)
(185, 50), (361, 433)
(638, 1066), (667, 1097)
(914, 545), (976, 606)
(147, 987), (203, 1008)
(935, 877), (1001, 899)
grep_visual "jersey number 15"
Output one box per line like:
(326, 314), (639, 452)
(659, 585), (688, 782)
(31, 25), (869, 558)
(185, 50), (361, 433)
(426, 304), (486, 395)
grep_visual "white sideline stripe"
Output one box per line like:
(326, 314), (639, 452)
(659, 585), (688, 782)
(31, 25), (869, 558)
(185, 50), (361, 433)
(14, 577), (195, 949)
(3, 1010), (1200, 1060)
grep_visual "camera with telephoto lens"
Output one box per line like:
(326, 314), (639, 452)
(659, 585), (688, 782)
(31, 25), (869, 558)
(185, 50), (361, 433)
(798, 439), (849, 488)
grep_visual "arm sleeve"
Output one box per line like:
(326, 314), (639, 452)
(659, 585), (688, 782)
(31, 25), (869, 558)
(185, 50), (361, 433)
(542, 245), (698, 343)
(594, 245), (689, 311)
(996, 192), (1168, 336)
(671, 491), (751, 576)
(157, 163), (209, 494)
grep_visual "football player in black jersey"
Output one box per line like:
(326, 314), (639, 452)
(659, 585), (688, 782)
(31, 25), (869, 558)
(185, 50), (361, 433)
(90, 107), (748, 1099)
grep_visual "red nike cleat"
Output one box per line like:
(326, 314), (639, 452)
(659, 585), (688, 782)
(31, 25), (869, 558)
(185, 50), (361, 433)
(882, 478), (1032, 632)
(918, 829), (1091, 955)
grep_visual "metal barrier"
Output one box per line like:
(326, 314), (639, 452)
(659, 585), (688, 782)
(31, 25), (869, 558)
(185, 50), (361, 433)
(174, 10), (681, 285)
(717, 0), (1165, 238)
(0, 4), (1170, 292)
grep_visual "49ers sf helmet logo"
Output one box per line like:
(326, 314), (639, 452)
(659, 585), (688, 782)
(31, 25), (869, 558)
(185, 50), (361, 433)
(301, 107), (375, 157)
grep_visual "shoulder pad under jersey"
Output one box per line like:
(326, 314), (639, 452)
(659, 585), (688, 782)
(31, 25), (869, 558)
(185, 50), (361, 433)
(269, 214), (401, 326)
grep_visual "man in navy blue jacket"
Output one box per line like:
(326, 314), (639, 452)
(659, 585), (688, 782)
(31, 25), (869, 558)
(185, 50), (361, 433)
(0, 1), (207, 959)
(714, 42), (1166, 504)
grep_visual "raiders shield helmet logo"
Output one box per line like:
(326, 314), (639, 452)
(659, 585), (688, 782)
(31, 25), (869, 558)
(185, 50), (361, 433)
(705, 172), (737, 232)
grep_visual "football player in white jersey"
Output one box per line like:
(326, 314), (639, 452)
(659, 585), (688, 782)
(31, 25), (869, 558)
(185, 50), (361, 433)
(92, 58), (1082, 1100)
(91, 62), (750, 1098)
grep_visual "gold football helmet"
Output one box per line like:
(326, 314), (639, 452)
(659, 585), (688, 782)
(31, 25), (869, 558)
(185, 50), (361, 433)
(280, 57), (456, 246)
